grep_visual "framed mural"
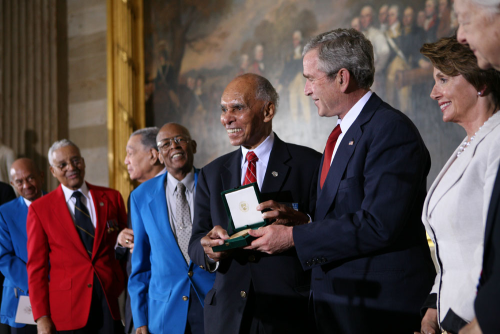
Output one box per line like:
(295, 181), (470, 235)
(141, 0), (464, 185)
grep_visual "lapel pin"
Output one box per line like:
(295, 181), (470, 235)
(272, 171), (278, 177)
(348, 141), (354, 146)
(100, 202), (104, 206)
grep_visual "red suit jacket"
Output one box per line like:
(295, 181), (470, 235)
(26, 183), (126, 331)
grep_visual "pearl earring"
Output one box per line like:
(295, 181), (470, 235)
(478, 92), (482, 95)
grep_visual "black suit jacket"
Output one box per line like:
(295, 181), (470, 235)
(0, 182), (15, 206)
(188, 134), (321, 334)
(293, 93), (436, 334)
(475, 166), (500, 334)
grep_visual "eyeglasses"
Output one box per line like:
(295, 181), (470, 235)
(53, 157), (83, 171)
(157, 136), (190, 152)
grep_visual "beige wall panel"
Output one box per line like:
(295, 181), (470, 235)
(67, 2), (106, 38)
(79, 146), (109, 186)
(68, 32), (106, 60)
(69, 99), (108, 129)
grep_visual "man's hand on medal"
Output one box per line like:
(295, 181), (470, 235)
(201, 225), (232, 262)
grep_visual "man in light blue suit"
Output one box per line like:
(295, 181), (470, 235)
(129, 123), (215, 334)
(0, 158), (44, 334)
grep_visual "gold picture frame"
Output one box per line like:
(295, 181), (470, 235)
(107, 0), (145, 200)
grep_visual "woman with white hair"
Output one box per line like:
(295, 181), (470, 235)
(455, 0), (500, 71)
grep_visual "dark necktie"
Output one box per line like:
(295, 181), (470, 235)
(243, 151), (259, 185)
(72, 191), (95, 257)
(175, 182), (191, 264)
(320, 125), (342, 189)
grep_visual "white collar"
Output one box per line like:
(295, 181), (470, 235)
(61, 182), (91, 204)
(240, 132), (275, 167)
(338, 91), (372, 132)
(167, 168), (195, 196)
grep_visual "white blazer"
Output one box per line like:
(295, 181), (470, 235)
(422, 111), (500, 328)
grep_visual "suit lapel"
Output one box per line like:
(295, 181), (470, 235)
(51, 186), (89, 258)
(261, 135), (290, 196)
(12, 197), (29, 262)
(427, 112), (500, 217)
(315, 94), (380, 221)
(222, 149), (243, 192)
(89, 184), (107, 260)
(147, 173), (188, 268)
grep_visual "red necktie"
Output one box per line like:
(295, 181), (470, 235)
(243, 151), (259, 185)
(320, 125), (342, 189)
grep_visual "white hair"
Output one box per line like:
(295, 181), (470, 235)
(48, 139), (79, 166)
(470, 0), (500, 12)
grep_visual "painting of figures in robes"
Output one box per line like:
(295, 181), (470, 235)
(143, 0), (463, 185)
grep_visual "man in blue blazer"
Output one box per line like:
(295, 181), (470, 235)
(248, 29), (436, 333)
(0, 158), (44, 334)
(129, 123), (215, 334)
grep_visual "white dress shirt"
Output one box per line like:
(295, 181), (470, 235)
(329, 91), (372, 165)
(61, 182), (97, 228)
(240, 132), (275, 190)
(165, 168), (196, 240)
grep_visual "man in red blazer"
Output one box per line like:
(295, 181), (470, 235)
(27, 139), (126, 334)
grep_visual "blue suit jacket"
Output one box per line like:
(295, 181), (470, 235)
(128, 169), (215, 333)
(0, 197), (30, 328)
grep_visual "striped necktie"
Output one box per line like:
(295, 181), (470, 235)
(243, 151), (258, 185)
(72, 191), (95, 257)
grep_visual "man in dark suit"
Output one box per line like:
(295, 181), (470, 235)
(0, 158), (44, 334)
(247, 29), (435, 333)
(459, 166), (500, 334)
(0, 181), (15, 205)
(188, 73), (322, 334)
(115, 127), (165, 334)
(27, 139), (127, 334)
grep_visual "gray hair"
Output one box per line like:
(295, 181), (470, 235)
(48, 139), (79, 166)
(130, 127), (160, 150)
(236, 73), (280, 110)
(468, 0), (500, 12)
(303, 28), (375, 89)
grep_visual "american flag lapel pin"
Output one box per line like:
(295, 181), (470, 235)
(348, 140), (354, 146)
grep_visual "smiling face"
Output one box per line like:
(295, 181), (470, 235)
(455, 0), (500, 71)
(303, 49), (345, 119)
(430, 67), (479, 124)
(156, 123), (196, 180)
(50, 145), (86, 190)
(220, 76), (274, 150)
(10, 158), (44, 201)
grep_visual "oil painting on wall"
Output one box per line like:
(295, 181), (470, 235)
(143, 0), (464, 184)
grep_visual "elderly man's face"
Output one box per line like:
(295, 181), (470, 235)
(50, 145), (86, 190)
(10, 159), (44, 202)
(156, 124), (196, 178)
(456, 0), (500, 70)
(220, 77), (273, 150)
(124, 134), (156, 183)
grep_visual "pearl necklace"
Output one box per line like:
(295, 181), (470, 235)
(456, 115), (493, 157)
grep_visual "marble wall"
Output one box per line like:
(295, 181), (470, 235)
(67, 0), (109, 186)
